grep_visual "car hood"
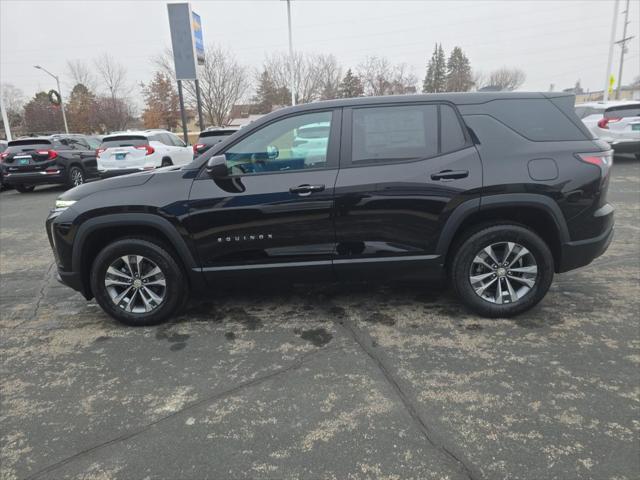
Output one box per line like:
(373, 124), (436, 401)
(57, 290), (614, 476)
(58, 170), (156, 201)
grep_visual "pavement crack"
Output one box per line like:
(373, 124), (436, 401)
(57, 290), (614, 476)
(11, 261), (55, 330)
(24, 346), (334, 480)
(331, 310), (481, 480)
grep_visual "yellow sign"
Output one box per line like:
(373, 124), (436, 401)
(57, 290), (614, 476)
(608, 74), (615, 94)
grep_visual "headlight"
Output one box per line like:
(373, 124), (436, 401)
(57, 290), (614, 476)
(54, 199), (76, 211)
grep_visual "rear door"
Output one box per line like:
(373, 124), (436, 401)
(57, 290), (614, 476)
(166, 132), (193, 164)
(2, 139), (57, 174)
(186, 108), (341, 283)
(333, 102), (482, 279)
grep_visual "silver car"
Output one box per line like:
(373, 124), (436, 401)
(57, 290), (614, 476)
(576, 101), (640, 158)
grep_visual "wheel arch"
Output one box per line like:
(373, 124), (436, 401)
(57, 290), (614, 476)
(72, 214), (201, 299)
(438, 194), (569, 272)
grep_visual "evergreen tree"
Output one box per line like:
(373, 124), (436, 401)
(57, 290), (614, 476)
(445, 46), (473, 92)
(23, 92), (64, 134)
(142, 72), (179, 130)
(67, 84), (97, 133)
(422, 43), (446, 93)
(337, 69), (364, 98)
(252, 70), (290, 114)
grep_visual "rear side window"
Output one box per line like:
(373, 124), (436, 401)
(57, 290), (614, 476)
(605, 105), (640, 118)
(169, 133), (186, 147)
(101, 135), (148, 148)
(482, 99), (587, 141)
(440, 104), (467, 153)
(199, 130), (236, 145)
(352, 105), (438, 163)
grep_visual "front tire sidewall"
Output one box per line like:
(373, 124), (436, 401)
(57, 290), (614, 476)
(67, 166), (84, 188)
(91, 239), (186, 326)
(452, 225), (554, 318)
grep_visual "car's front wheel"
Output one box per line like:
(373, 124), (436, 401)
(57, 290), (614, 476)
(90, 238), (188, 326)
(450, 224), (554, 318)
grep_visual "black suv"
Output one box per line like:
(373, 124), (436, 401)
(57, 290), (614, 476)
(47, 92), (614, 326)
(1, 135), (98, 192)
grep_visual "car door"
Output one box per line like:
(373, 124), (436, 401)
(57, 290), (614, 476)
(186, 108), (341, 283)
(76, 136), (98, 177)
(333, 102), (482, 280)
(168, 132), (193, 164)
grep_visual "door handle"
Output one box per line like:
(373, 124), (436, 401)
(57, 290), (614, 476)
(289, 184), (325, 196)
(430, 169), (469, 181)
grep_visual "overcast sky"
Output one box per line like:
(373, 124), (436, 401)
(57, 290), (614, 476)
(1, 0), (639, 103)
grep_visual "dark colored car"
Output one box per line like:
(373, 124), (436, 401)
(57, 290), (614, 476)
(192, 127), (238, 158)
(47, 92), (614, 326)
(1, 135), (98, 192)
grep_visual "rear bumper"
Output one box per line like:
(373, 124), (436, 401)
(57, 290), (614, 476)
(2, 170), (66, 186)
(558, 225), (614, 273)
(609, 140), (640, 154)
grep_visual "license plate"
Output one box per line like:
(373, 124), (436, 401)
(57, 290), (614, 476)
(18, 158), (30, 165)
(632, 124), (640, 131)
(115, 153), (127, 160)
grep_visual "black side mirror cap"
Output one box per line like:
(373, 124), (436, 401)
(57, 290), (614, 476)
(206, 154), (228, 178)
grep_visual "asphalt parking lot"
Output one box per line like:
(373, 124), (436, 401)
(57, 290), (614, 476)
(1, 156), (638, 480)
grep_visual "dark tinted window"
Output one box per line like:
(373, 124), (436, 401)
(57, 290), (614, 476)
(605, 104), (640, 118)
(440, 105), (467, 153)
(100, 135), (148, 148)
(85, 137), (101, 149)
(483, 99), (587, 141)
(198, 130), (236, 146)
(352, 105), (438, 163)
(6, 139), (52, 154)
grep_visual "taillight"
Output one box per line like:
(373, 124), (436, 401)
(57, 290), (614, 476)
(135, 145), (155, 155)
(597, 117), (621, 129)
(576, 151), (613, 175)
(193, 143), (205, 154)
(36, 149), (58, 160)
(0, 152), (8, 162)
(96, 148), (106, 155)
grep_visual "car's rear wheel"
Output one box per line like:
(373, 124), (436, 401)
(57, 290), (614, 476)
(90, 238), (188, 326)
(67, 166), (85, 188)
(450, 224), (554, 318)
(161, 158), (173, 167)
(15, 184), (35, 193)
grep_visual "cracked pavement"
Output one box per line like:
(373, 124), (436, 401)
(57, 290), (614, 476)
(1, 155), (639, 480)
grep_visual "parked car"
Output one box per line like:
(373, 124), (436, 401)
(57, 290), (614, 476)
(1, 134), (98, 192)
(576, 101), (640, 159)
(192, 127), (238, 158)
(0, 140), (7, 189)
(48, 92), (614, 326)
(97, 129), (193, 178)
(291, 121), (331, 167)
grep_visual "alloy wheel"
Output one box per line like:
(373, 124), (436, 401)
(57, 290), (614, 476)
(469, 241), (538, 304)
(104, 255), (167, 313)
(71, 169), (84, 186)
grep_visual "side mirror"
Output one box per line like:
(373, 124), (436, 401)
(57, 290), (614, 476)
(206, 154), (228, 178)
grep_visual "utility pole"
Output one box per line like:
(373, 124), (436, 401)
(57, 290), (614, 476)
(34, 65), (69, 134)
(603, 0), (620, 103)
(0, 89), (12, 141)
(615, 0), (634, 100)
(286, 0), (296, 106)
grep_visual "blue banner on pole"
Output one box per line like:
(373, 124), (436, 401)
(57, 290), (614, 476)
(192, 11), (205, 65)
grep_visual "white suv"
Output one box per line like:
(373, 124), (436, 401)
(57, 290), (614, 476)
(576, 101), (640, 158)
(97, 130), (193, 177)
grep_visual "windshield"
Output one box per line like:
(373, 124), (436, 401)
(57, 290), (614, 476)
(100, 135), (148, 148)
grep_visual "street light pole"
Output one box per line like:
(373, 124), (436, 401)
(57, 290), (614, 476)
(286, 0), (296, 106)
(34, 65), (69, 134)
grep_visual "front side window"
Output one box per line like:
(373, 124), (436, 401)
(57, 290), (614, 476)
(224, 111), (332, 175)
(352, 105), (438, 163)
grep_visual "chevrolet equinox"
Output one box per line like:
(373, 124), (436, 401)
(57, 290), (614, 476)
(47, 92), (614, 326)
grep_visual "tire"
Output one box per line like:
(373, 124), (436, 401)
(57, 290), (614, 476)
(450, 224), (554, 318)
(15, 184), (35, 193)
(161, 158), (173, 167)
(67, 165), (85, 188)
(90, 238), (189, 326)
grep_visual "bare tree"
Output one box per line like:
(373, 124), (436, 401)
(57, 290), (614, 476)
(66, 59), (97, 92)
(199, 46), (251, 126)
(94, 53), (131, 100)
(263, 52), (326, 105)
(486, 67), (526, 91)
(93, 54), (134, 131)
(358, 56), (417, 96)
(1, 83), (26, 132)
(316, 54), (342, 100)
